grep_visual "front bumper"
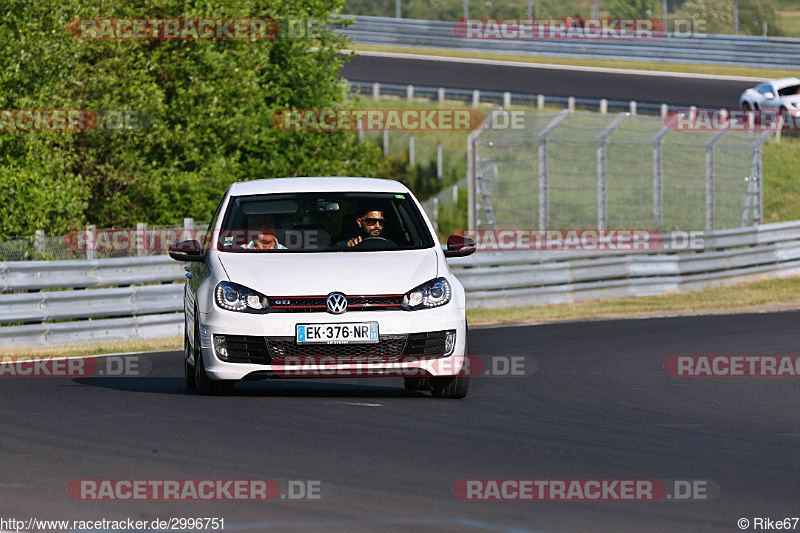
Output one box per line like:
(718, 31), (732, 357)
(197, 306), (467, 381)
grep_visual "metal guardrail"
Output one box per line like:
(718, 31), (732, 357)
(0, 256), (183, 291)
(0, 256), (184, 347)
(448, 220), (800, 308)
(0, 284), (183, 324)
(349, 80), (668, 115)
(0, 313), (184, 349)
(338, 16), (800, 69)
(2, 220), (800, 346)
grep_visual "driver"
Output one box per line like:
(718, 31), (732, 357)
(346, 206), (386, 247)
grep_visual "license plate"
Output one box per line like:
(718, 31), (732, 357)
(296, 322), (379, 344)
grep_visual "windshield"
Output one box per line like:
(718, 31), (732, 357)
(777, 84), (800, 97)
(216, 191), (435, 252)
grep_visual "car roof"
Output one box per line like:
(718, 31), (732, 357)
(768, 77), (800, 89)
(228, 177), (411, 196)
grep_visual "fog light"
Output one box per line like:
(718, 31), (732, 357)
(444, 331), (456, 355)
(213, 335), (229, 360)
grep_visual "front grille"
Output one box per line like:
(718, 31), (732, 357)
(347, 295), (404, 308)
(266, 334), (408, 359)
(222, 330), (455, 364)
(222, 335), (270, 364)
(269, 294), (404, 312)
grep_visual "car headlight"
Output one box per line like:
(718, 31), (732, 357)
(214, 281), (269, 313)
(403, 277), (451, 310)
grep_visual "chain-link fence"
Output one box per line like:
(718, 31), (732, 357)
(420, 178), (468, 241)
(470, 109), (773, 233)
(0, 220), (208, 262)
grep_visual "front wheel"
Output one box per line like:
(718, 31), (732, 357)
(195, 350), (235, 396)
(431, 375), (469, 399)
(403, 377), (430, 391)
(184, 329), (196, 390)
(779, 107), (790, 128)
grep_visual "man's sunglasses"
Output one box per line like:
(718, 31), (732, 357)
(361, 217), (384, 226)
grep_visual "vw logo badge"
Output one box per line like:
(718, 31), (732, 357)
(326, 292), (348, 314)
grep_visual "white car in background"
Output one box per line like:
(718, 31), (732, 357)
(169, 177), (476, 398)
(739, 77), (800, 113)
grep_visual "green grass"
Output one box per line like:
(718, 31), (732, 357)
(0, 336), (181, 357)
(763, 136), (800, 222)
(467, 275), (800, 325)
(780, 10), (800, 37)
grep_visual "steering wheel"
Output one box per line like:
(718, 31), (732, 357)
(353, 236), (397, 249)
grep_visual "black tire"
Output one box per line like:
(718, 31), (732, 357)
(403, 377), (430, 391)
(431, 375), (469, 399)
(742, 102), (751, 111)
(184, 327), (196, 390)
(195, 349), (235, 396)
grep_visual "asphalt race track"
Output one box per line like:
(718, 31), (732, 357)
(2, 311), (800, 532)
(339, 54), (758, 109)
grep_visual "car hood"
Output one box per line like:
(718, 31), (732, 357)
(217, 249), (439, 296)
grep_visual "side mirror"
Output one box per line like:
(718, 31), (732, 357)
(168, 240), (205, 262)
(444, 235), (477, 258)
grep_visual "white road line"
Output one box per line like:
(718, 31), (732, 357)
(324, 401), (383, 407)
(342, 49), (765, 82)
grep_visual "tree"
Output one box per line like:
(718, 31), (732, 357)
(609, 0), (662, 19)
(675, 0), (782, 35)
(0, 0), (385, 238)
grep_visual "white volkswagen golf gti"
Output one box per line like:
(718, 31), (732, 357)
(169, 177), (476, 398)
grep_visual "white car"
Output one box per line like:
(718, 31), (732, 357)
(739, 77), (800, 113)
(169, 177), (476, 398)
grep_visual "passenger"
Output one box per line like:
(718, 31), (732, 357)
(244, 214), (286, 250)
